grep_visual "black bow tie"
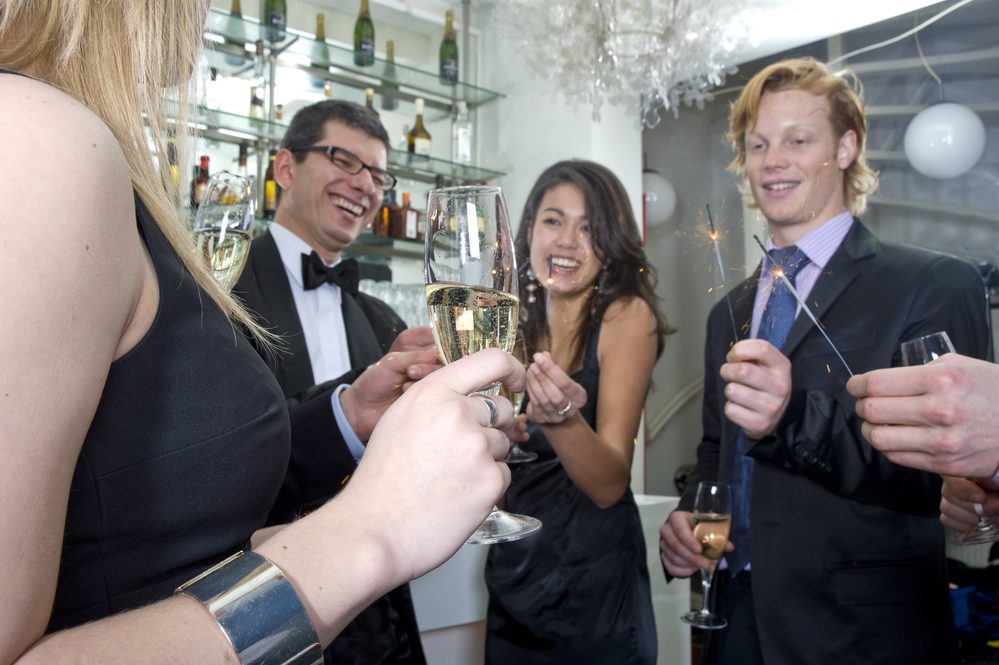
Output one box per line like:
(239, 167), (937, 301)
(301, 252), (360, 295)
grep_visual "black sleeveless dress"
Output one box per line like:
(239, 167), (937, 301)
(484, 326), (657, 664)
(48, 193), (290, 629)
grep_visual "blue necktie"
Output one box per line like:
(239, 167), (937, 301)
(728, 245), (809, 576)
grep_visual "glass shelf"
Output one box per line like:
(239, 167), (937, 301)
(204, 7), (504, 111)
(347, 234), (425, 263)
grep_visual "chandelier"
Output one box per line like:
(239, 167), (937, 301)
(498, 0), (757, 127)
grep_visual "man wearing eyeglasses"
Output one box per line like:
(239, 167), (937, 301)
(233, 100), (427, 665)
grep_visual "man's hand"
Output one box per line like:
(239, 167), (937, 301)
(659, 510), (732, 578)
(848, 354), (999, 478)
(719, 339), (792, 440)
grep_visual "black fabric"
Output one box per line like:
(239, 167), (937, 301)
(485, 325), (657, 665)
(702, 572), (765, 665)
(302, 252), (360, 294)
(48, 195), (290, 629)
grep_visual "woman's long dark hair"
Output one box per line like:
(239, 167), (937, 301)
(514, 160), (675, 371)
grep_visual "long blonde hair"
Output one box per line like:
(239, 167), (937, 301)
(0, 0), (263, 336)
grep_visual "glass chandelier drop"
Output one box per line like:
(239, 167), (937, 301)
(499, 0), (757, 127)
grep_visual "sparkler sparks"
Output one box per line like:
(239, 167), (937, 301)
(706, 204), (739, 341)
(752, 235), (853, 376)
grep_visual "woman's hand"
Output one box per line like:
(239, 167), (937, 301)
(524, 352), (587, 425)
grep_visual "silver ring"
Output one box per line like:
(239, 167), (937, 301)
(480, 396), (499, 428)
(556, 400), (572, 417)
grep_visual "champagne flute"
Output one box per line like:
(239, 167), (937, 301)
(192, 171), (255, 291)
(425, 185), (541, 544)
(900, 331), (999, 545)
(681, 481), (731, 630)
(500, 332), (538, 464)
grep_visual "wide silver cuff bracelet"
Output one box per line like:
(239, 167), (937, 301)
(176, 551), (323, 665)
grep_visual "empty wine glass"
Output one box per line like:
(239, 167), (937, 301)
(681, 481), (731, 630)
(900, 331), (998, 545)
(500, 332), (538, 464)
(192, 171), (255, 291)
(425, 185), (541, 544)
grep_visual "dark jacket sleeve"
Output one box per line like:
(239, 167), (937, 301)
(750, 253), (989, 517)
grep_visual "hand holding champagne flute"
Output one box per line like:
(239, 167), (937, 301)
(425, 185), (541, 544)
(681, 481), (731, 630)
(900, 331), (999, 545)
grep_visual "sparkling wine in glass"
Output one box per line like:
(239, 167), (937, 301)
(900, 331), (998, 545)
(500, 332), (538, 464)
(192, 171), (255, 291)
(681, 481), (731, 630)
(425, 185), (541, 544)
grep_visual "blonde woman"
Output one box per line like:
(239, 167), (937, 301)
(0, 2), (519, 663)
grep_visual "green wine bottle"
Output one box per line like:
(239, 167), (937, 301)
(439, 9), (458, 85)
(223, 0), (246, 66)
(353, 0), (375, 67)
(310, 13), (331, 89)
(262, 0), (286, 45)
(381, 39), (399, 111)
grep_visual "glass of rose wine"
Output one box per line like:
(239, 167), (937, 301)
(500, 332), (538, 464)
(900, 331), (999, 545)
(192, 171), (255, 291)
(681, 481), (731, 630)
(425, 185), (541, 544)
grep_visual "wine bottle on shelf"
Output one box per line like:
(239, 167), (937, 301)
(223, 0), (247, 66)
(237, 141), (249, 178)
(439, 9), (459, 85)
(166, 129), (180, 189)
(406, 98), (432, 157)
(323, 80), (333, 98)
(248, 40), (265, 123)
(364, 88), (378, 116)
(190, 155), (210, 209)
(262, 0), (287, 45)
(263, 149), (278, 220)
(451, 101), (472, 165)
(310, 13), (331, 90)
(376, 189), (396, 237)
(353, 0), (375, 67)
(381, 39), (399, 111)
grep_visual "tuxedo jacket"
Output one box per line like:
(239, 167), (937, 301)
(233, 230), (426, 665)
(681, 221), (989, 665)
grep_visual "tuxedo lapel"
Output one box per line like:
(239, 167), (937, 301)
(782, 220), (878, 358)
(249, 232), (315, 391)
(342, 294), (385, 368)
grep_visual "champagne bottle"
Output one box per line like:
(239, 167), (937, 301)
(323, 81), (333, 98)
(439, 9), (458, 85)
(224, 0), (247, 66)
(263, 149), (278, 220)
(310, 13), (331, 90)
(353, 0), (375, 67)
(166, 128), (180, 188)
(451, 101), (472, 164)
(406, 98), (431, 157)
(262, 0), (287, 44)
(381, 39), (399, 111)
(364, 88), (378, 116)
(248, 40), (265, 123)
(190, 155), (210, 209)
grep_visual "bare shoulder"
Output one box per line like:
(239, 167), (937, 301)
(603, 296), (656, 329)
(0, 73), (145, 346)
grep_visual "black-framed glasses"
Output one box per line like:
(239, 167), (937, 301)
(290, 145), (396, 191)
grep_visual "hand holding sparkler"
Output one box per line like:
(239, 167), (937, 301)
(719, 339), (793, 440)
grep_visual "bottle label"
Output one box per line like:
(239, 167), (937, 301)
(440, 59), (458, 83)
(358, 38), (374, 55)
(405, 211), (418, 239)
(414, 138), (431, 156)
(267, 12), (286, 30)
(194, 183), (208, 205)
(452, 127), (471, 164)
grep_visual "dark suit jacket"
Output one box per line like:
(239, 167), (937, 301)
(681, 221), (989, 665)
(233, 230), (425, 665)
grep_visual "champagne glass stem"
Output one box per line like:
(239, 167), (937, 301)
(698, 568), (714, 616)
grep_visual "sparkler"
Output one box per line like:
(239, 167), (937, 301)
(546, 254), (553, 314)
(752, 235), (853, 376)
(705, 204), (739, 341)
